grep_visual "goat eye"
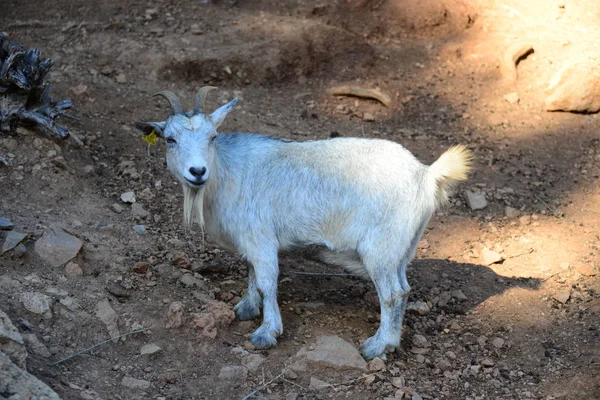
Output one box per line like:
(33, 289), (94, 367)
(166, 137), (177, 144)
(210, 135), (217, 142)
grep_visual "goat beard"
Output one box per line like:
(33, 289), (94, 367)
(182, 185), (205, 229)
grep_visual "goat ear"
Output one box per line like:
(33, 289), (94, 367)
(134, 121), (166, 137)
(210, 98), (238, 128)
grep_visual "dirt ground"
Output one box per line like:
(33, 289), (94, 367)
(1, 0), (599, 399)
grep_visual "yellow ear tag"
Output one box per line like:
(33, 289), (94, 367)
(142, 130), (158, 146)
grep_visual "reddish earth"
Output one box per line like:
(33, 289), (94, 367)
(1, 1), (599, 399)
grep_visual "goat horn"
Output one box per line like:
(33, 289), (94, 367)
(153, 91), (184, 114)
(193, 86), (217, 114)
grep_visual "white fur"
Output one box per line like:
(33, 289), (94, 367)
(138, 96), (471, 359)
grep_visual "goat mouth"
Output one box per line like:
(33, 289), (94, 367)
(185, 179), (206, 188)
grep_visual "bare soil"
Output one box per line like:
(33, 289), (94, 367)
(1, 1), (599, 399)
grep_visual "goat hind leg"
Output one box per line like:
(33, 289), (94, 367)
(234, 262), (262, 320)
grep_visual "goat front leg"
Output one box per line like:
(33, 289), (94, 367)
(234, 262), (262, 321)
(245, 250), (283, 349)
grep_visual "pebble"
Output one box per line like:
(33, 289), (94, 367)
(553, 291), (570, 304)
(0, 217), (13, 230)
(1, 231), (27, 255)
(34, 225), (83, 267)
(140, 343), (162, 355)
(241, 354), (265, 372)
(65, 262), (83, 277)
(481, 248), (504, 265)
(293, 335), (367, 371)
(230, 346), (250, 359)
(519, 215), (532, 225)
(481, 358), (495, 367)
(121, 376), (150, 389)
(452, 290), (468, 301)
(19, 292), (52, 317)
(437, 359), (452, 371)
(503, 92), (520, 104)
(368, 357), (386, 371)
(576, 264), (596, 276)
(133, 225), (147, 235)
(309, 377), (330, 390)
(121, 191), (136, 204)
(492, 338), (504, 348)
(23, 334), (51, 358)
(95, 298), (120, 337)
(415, 354), (425, 363)
(111, 203), (124, 214)
(412, 334), (429, 348)
(391, 376), (405, 388)
(407, 301), (430, 316)
(166, 301), (184, 329)
(363, 112), (375, 122)
(133, 262), (149, 274)
(466, 191), (487, 210)
(180, 274), (201, 288)
(131, 203), (150, 219)
(115, 73), (127, 84)
(505, 207), (521, 218)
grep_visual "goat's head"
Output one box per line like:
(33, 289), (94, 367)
(135, 87), (238, 189)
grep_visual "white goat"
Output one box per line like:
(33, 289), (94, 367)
(135, 87), (471, 360)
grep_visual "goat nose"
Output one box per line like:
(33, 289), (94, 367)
(189, 166), (207, 178)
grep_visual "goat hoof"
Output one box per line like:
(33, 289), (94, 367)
(234, 299), (261, 321)
(360, 336), (390, 360)
(250, 328), (278, 349)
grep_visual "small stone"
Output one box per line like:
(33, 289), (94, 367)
(218, 365), (247, 381)
(0, 309), (27, 368)
(131, 203), (150, 219)
(470, 365), (481, 375)
(133, 262), (149, 274)
(191, 312), (217, 339)
(20, 292), (52, 317)
(481, 358), (495, 367)
(553, 290), (570, 304)
(121, 376), (150, 389)
(309, 377), (330, 390)
(437, 359), (452, 371)
(452, 290), (468, 301)
(231, 346), (250, 359)
(505, 207), (521, 218)
(412, 394), (423, 400)
(120, 191), (136, 204)
(368, 357), (386, 371)
(105, 281), (130, 298)
(172, 252), (191, 269)
(180, 274), (201, 288)
(407, 301), (430, 316)
(284, 369), (298, 380)
(115, 73), (127, 84)
(391, 376), (405, 388)
(415, 354), (425, 363)
(503, 92), (520, 104)
(65, 262), (83, 277)
(286, 393), (299, 400)
(208, 301), (235, 326)
(140, 343), (162, 355)
(492, 337), (504, 348)
(69, 84), (89, 96)
(0, 217), (13, 230)
(23, 334), (51, 358)
(293, 335), (367, 370)
(190, 23), (203, 35)
(519, 215), (531, 225)
(445, 350), (457, 359)
(34, 224), (82, 267)
(241, 354), (265, 372)
(481, 247), (504, 265)
(1, 231), (27, 255)
(133, 225), (147, 235)
(575, 264), (596, 276)
(166, 301), (184, 329)
(465, 191), (487, 210)
(412, 334), (429, 348)
(363, 112), (375, 122)
(95, 298), (119, 337)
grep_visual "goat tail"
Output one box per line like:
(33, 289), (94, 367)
(428, 145), (472, 207)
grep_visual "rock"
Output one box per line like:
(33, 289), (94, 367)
(95, 298), (120, 337)
(437, 359), (452, 371)
(465, 191), (487, 210)
(241, 353), (265, 372)
(218, 365), (247, 381)
(22, 334), (51, 358)
(231, 346), (250, 359)
(481, 358), (495, 367)
(286, 392), (299, 400)
(519, 215), (531, 225)
(294, 335), (367, 370)
(115, 73), (127, 84)
(368, 357), (386, 371)
(452, 290), (468, 301)
(415, 354), (425, 363)
(34, 225), (82, 267)
(69, 84), (89, 96)
(363, 112), (375, 122)
(111, 203), (124, 214)
(0, 217), (13, 230)
(0, 309), (27, 368)
(140, 343), (162, 355)
(503, 92), (520, 104)
(133, 225), (147, 235)
(0, 352), (61, 399)
(208, 301), (235, 326)
(191, 312), (217, 339)
(20, 292), (52, 318)
(492, 337), (505, 348)
(105, 281), (130, 298)
(412, 394), (423, 400)
(407, 301), (430, 316)
(1, 230), (27, 254)
(505, 207), (521, 218)
(133, 261), (149, 274)
(576, 264), (596, 276)
(391, 376), (405, 388)
(65, 261), (83, 277)
(309, 377), (331, 390)
(481, 247), (504, 265)
(121, 191), (136, 204)
(553, 291), (570, 304)
(180, 274), (201, 288)
(544, 54), (600, 113)
(131, 203), (150, 219)
(172, 251), (191, 268)
(121, 376), (150, 389)
(166, 301), (184, 329)
(412, 334), (429, 348)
